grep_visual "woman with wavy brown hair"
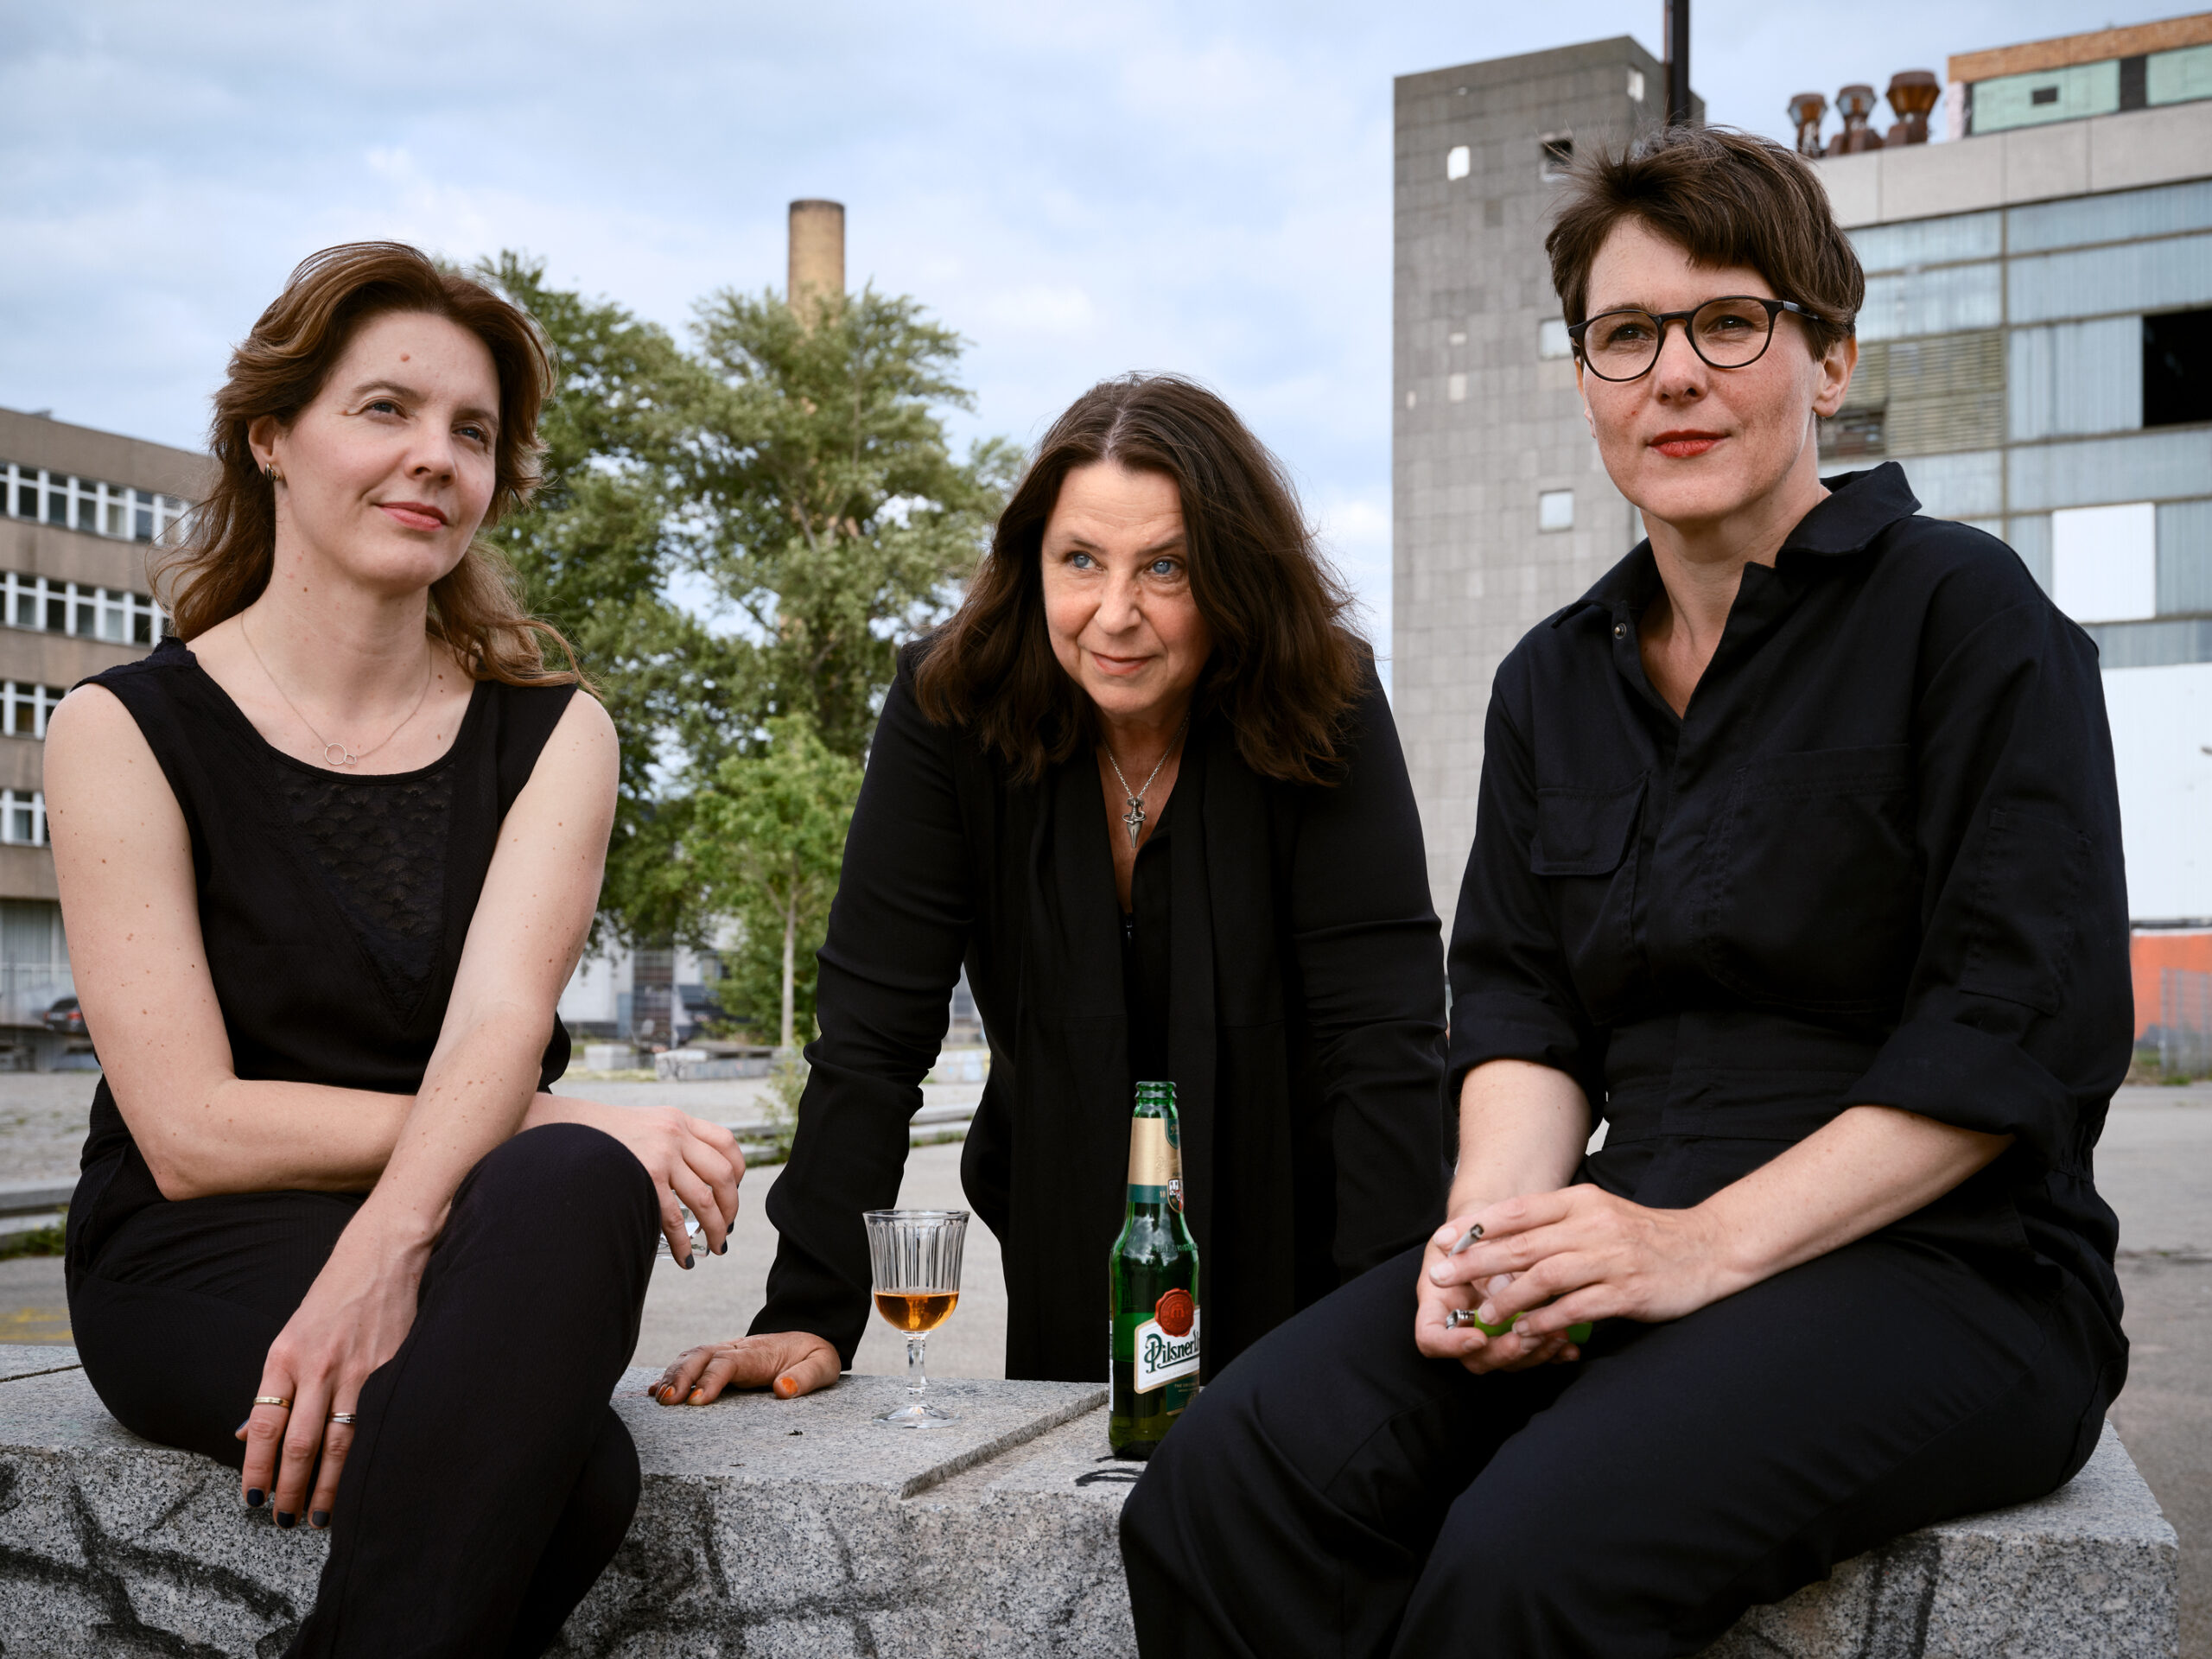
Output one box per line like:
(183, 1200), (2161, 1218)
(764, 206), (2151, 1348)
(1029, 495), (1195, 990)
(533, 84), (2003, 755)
(654, 373), (1448, 1408)
(49, 242), (742, 1656)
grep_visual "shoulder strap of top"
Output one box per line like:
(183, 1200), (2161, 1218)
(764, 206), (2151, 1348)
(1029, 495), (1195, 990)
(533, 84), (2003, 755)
(490, 681), (581, 819)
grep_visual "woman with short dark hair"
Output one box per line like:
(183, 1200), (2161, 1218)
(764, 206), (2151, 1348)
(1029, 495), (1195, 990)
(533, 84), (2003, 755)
(53, 242), (743, 1655)
(653, 373), (1448, 1402)
(1122, 126), (2130, 1656)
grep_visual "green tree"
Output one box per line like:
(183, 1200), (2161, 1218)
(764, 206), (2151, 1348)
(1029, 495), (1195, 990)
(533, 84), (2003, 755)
(683, 287), (1020, 760)
(474, 255), (743, 946)
(687, 716), (863, 1051)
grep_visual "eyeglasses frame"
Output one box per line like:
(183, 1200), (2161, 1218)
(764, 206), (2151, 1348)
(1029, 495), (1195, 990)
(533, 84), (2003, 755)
(1565, 296), (1828, 382)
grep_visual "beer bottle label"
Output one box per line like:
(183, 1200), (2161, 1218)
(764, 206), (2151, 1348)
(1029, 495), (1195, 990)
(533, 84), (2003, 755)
(1133, 1288), (1201, 1393)
(1126, 1116), (1176, 1201)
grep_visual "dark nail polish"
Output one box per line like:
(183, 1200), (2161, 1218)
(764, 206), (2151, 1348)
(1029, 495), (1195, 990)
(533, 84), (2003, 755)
(310, 1510), (330, 1530)
(276, 1511), (296, 1530)
(235, 1419), (250, 1434)
(245, 1489), (264, 1509)
(682, 1252), (695, 1270)
(716, 1240), (728, 1255)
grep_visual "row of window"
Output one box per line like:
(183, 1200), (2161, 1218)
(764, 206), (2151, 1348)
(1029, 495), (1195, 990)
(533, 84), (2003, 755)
(2, 572), (167, 647)
(1967, 42), (2212, 138)
(1850, 179), (2212, 274)
(3, 461), (190, 545)
(0, 791), (45, 848)
(2, 683), (66, 741)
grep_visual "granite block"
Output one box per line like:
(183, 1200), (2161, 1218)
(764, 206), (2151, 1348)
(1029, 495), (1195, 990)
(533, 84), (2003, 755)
(0, 1345), (2178, 1658)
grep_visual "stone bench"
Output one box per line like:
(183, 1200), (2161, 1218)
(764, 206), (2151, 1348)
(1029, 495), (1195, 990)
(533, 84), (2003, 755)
(0, 1344), (2176, 1656)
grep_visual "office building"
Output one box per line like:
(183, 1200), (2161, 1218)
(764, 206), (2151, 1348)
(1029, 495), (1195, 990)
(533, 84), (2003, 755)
(0, 406), (200, 1066)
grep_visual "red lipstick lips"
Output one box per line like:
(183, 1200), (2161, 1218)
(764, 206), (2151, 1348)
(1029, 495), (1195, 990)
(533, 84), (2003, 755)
(1649, 430), (1724, 459)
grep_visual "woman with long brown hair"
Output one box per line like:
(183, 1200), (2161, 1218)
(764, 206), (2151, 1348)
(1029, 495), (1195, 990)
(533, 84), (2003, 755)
(654, 373), (1448, 1406)
(50, 242), (742, 1655)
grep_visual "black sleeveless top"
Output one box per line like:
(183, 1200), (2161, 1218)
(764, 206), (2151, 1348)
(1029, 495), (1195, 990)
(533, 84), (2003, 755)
(67, 636), (575, 1274)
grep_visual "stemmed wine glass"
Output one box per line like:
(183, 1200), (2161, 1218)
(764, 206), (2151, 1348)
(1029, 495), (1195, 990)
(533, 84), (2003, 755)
(863, 1209), (968, 1428)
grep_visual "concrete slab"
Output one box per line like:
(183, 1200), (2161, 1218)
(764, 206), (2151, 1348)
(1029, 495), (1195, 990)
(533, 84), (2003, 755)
(0, 1344), (2179, 1657)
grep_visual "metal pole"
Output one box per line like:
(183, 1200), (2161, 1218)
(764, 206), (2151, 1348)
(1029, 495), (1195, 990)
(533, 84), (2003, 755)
(1666, 0), (1692, 125)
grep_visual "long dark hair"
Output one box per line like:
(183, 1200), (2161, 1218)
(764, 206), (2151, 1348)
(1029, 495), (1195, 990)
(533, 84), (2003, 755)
(914, 373), (1363, 785)
(161, 241), (586, 687)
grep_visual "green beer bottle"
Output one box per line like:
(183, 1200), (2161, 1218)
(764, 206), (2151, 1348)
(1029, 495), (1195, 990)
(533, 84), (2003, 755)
(1109, 1080), (1202, 1459)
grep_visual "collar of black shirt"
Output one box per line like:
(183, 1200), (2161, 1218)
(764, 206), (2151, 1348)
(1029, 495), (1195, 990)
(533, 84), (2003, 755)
(1554, 461), (1923, 629)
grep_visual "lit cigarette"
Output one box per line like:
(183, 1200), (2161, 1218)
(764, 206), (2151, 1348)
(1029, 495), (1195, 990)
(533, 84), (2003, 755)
(1447, 1223), (1484, 1255)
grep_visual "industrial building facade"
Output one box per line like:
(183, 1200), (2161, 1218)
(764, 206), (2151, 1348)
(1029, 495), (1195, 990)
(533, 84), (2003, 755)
(0, 406), (201, 1065)
(1393, 18), (2212, 932)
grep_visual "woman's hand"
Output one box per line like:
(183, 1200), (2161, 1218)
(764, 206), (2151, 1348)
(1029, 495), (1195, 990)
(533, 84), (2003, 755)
(236, 1217), (428, 1529)
(1414, 1213), (1581, 1374)
(652, 1332), (842, 1405)
(528, 1093), (742, 1263)
(1424, 1185), (1734, 1347)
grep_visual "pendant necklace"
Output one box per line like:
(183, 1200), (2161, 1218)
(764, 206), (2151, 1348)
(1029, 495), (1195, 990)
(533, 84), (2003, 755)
(1103, 715), (1189, 850)
(242, 619), (435, 770)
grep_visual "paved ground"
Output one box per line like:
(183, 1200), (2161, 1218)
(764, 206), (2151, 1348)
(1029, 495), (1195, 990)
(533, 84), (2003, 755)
(0, 1076), (2202, 1648)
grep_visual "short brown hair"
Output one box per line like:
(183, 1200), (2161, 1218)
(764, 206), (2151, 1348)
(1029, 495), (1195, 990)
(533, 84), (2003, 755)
(1544, 126), (1864, 357)
(913, 374), (1363, 787)
(162, 241), (585, 686)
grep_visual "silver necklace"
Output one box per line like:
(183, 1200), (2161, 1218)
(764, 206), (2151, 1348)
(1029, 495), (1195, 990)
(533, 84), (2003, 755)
(241, 619), (435, 770)
(1103, 715), (1189, 849)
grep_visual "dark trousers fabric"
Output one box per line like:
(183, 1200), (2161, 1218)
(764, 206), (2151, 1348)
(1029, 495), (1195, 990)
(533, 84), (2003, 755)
(67, 1124), (658, 1659)
(1121, 1238), (2122, 1658)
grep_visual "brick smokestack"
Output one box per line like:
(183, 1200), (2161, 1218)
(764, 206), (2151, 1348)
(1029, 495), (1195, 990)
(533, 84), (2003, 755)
(788, 200), (845, 321)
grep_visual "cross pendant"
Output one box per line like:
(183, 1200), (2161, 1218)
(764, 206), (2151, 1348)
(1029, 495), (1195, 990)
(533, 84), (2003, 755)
(1122, 798), (1146, 849)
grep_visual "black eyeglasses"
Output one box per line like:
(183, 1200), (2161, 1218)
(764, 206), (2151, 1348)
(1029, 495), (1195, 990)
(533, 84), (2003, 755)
(1566, 296), (1826, 382)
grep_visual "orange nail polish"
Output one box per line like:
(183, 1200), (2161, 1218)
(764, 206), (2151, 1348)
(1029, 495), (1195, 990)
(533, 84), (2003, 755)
(775, 1376), (797, 1399)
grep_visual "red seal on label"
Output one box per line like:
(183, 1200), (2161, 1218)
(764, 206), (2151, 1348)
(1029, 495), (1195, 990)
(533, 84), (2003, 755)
(1154, 1287), (1195, 1338)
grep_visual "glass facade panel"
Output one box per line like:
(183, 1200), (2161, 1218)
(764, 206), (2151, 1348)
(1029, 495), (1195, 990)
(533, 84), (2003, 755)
(2147, 42), (2212, 106)
(2009, 233), (2212, 324)
(1859, 264), (2003, 341)
(2010, 181), (2212, 253)
(1897, 450), (2002, 518)
(2009, 429), (2212, 512)
(2008, 513), (2054, 593)
(2158, 499), (2212, 615)
(1972, 60), (2121, 134)
(2007, 316), (2143, 441)
(2082, 617), (2212, 667)
(1848, 211), (2002, 275)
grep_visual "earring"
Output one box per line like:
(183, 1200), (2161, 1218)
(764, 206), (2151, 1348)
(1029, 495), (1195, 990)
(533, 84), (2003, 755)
(264, 463), (283, 485)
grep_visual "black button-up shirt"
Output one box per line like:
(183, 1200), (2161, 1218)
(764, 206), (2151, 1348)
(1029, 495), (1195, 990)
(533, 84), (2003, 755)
(1449, 463), (2131, 1325)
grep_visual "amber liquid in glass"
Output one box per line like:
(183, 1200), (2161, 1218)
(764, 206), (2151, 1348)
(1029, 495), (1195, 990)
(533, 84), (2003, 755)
(874, 1289), (960, 1334)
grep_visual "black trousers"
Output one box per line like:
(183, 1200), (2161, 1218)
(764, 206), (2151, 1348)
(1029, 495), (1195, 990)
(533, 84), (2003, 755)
(67, 1124), (658, 1659)
(1121, 1237), (2122, 1657)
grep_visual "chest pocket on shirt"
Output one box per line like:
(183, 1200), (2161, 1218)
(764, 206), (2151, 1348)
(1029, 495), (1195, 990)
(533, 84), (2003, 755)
(1533, 776), (1647, 1021)
(1695, 745), (1919, 1017)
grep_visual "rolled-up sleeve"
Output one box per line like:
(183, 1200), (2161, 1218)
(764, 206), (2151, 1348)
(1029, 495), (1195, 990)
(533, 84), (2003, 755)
(1445, 666), (1606, 1108)
(1847, 592), (2133, 1168)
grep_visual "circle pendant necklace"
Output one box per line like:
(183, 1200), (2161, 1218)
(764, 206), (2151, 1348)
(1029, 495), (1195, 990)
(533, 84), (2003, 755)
(242, 618), (435, 770)
(1104, 715), (1189, 849)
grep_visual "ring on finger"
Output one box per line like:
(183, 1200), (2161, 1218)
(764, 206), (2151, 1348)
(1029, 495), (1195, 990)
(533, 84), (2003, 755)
(254, 1395), (292, 1408)
(327, 1412), (359, 1426)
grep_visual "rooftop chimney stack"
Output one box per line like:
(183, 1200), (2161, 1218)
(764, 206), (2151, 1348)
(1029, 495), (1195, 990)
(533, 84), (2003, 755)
(1885, 71), (1940, 145)
(788, 199), (845, 323)
(1832, 84), (1885, 153)
(1788, 91), (1828, 157)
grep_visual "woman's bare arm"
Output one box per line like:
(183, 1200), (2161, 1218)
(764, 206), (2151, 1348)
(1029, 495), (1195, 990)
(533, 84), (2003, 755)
(47, 684), (411, 1195)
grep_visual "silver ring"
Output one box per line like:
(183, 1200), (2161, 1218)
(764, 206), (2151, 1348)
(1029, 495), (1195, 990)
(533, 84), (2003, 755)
(327, 1412), (359, 1426)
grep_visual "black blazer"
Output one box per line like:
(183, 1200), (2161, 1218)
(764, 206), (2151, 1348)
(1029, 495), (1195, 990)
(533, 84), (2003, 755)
(753, 645), (1449, 1382)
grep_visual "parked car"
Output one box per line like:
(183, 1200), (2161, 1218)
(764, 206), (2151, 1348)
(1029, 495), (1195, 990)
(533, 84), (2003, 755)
(42, 995), (86, 1039)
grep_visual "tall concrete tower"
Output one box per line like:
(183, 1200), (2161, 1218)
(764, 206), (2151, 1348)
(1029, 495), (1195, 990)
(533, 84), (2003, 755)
(1392, 39), (1695, 912)
(788, 199), (846, 320)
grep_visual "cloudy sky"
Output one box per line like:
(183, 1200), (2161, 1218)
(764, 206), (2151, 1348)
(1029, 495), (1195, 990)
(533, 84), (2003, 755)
(0, 0), (2179, 652)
